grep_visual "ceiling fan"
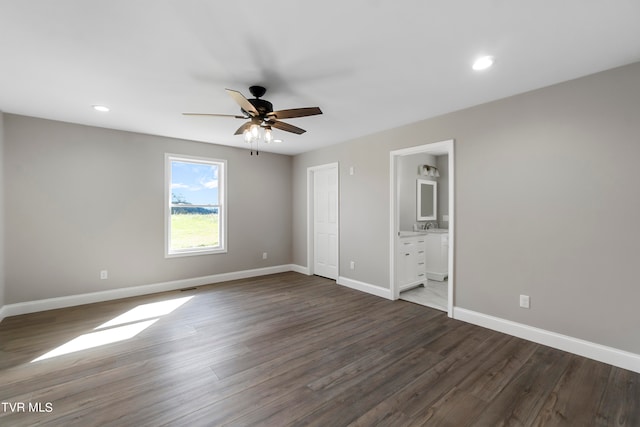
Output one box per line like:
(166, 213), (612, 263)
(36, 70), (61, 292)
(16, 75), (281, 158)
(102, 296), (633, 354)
(183, 85), (322, 154)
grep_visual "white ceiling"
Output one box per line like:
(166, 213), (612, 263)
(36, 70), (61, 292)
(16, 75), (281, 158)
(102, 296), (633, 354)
(1, 1), (639, 155)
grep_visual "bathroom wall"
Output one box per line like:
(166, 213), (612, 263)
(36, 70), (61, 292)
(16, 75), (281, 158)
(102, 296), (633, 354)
(436, 154), (449, 228)
(398, 153), (449, 231)
(398, 154), (436, 230)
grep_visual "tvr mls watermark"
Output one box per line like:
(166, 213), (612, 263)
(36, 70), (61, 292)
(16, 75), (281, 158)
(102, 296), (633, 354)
(2, 401), (53, 413)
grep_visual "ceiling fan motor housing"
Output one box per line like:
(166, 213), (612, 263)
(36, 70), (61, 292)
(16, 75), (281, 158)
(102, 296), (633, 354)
(243, 98), (273, 117)
(248, 85), (267, 98)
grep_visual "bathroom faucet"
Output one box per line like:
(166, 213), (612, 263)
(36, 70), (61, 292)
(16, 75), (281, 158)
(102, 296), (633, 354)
(426, 222), (437, 230)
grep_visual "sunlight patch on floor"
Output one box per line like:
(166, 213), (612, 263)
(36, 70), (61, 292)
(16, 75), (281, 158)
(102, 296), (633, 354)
(96, 296), (193, 329)
(32, 319), (158, 362)
(31, 295), (194, 362)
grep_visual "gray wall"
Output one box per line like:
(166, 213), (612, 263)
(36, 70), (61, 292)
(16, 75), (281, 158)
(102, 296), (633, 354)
(293, 62), (640, 354)
(3, 115), (292, 303)
(0, 112), (5, 309)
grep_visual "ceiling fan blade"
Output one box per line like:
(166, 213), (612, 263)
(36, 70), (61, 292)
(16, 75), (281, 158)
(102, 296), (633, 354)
(183, 113), (246, 118)
(234, 122), (253, 135)
(267, 107), (323, 120)
(269, 120), (306, 135)
(226, 89), (258, 116)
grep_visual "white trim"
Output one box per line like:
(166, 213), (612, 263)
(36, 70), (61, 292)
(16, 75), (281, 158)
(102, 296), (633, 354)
(6, 268), (637, 373)
(290, 264), (311, 275)
(307, 162), (340, 279)
(416, 179), (437, 221)
(337, 276), (393, 300)
(426, 272), (448, 281)
(0, 265), (295, 319)
(454, 307), (640, 374)
(165, 153), (227, 258)
(389, 140), (455, 316)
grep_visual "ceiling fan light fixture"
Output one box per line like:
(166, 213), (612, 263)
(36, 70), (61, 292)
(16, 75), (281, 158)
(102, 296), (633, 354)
(250, 124), (259, 139)
(243, 128), (252, 142)
(472, 55), (495, 71)
(264, 127), (273, 143)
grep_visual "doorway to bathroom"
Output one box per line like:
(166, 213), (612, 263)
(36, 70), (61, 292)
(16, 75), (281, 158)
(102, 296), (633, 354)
(389, 139), (454, 316)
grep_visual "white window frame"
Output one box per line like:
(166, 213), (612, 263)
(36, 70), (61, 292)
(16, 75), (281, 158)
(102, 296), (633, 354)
(165, 153), (227, 257)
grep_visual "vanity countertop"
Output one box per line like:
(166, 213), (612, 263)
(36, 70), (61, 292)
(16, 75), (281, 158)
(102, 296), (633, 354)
(399, 229), (448, 237)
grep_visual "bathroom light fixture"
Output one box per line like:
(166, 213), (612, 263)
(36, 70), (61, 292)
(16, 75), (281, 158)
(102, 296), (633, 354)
(472, 56), (495, 71)
(92, 105), (110, 112)
(419, 165), (440, 178)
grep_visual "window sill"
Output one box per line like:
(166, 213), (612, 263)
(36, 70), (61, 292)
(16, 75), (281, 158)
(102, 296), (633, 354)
(166, 248), (227, 258)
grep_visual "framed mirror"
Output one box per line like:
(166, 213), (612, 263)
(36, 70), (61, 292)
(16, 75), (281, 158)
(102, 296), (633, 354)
(417, 179), (437, 221)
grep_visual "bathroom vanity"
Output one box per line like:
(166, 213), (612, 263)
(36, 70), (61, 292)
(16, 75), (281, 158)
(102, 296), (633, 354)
(397, 232), (427, 292)
(398, 229), (448, 291)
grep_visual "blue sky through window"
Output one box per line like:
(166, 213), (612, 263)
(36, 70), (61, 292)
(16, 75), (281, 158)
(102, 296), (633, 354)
(171, 161), (219, 205)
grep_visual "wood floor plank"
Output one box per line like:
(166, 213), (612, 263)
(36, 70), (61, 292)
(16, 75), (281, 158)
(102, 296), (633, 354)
(595, 367), (640, 426)
(349, 330), (509, 426)
(459, 336), (539, 402)
(533, 356), (612, 426)
(465, 345), (573, 426)
(1, 271), (639, 426)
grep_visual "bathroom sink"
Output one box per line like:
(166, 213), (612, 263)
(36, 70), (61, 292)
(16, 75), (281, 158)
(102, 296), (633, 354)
(399, 229), (448, 236)
(399, 231), (426, 237)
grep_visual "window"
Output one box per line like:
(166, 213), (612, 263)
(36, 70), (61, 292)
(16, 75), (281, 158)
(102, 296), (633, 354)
(165, 154), (226, 256)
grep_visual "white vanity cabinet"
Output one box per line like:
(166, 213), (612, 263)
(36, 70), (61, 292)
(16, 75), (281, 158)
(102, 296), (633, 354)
(398, 234), (427, 291)
(425, 232), (448, 281)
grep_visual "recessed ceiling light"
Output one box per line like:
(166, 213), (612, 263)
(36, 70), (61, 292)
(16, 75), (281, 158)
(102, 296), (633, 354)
(92, 105), (110, 112)
(472, 56), (495, 71)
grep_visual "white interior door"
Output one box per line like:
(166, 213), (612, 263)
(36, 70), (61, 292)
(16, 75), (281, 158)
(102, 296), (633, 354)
(313, 166), (338, 279)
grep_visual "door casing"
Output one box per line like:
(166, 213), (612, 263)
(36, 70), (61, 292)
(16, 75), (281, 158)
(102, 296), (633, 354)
(389, 140), (454, 316)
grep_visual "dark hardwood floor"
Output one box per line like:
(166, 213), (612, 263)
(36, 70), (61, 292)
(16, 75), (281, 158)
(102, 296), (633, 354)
(1, 272), (638, 426)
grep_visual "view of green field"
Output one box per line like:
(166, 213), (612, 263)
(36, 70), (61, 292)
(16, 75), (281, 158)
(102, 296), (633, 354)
(170, 214), (219, 249)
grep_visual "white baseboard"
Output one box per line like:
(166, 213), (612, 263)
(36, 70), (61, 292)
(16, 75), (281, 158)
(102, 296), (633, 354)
(337, 276), (393, 300)
(454, 307), (640, 374)
(0, 304), (8, 324)
(290, 264), (310, 275)
(0, 264), (297, 320)
(7, 270), (636, 374)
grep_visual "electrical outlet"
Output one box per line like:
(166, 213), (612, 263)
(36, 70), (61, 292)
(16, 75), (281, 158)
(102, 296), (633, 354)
(262, 252), (268, 260)
(100, 270), (108, 280)
(350, 261), (355, 270)
(519, 294), (530, 309)
(349, 166), (354, 175)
